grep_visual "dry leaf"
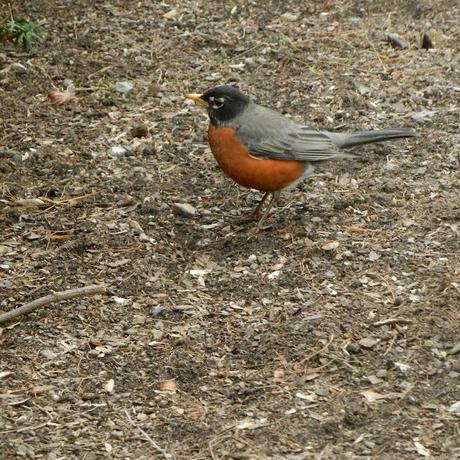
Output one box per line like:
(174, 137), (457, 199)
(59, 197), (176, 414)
(163, 9), (178, 19)
(359, 337), (379, 348)
(29, 385), (54, 395)
(361, 389), (386, 403)
(305, 371), (320, 381)
(367, 375), (383, 385)
(108, 258), (130, 268)
(414, 441), (430, 457)
(46, 232), (70, 241)
(322, 241), (340, 251)
(48, 88), (77, 105)
(185, 405), (204, 420)
(280, 12), (299, 22)
(267, 270), (281, 279)
(343, 226), (378, 234)
(12, 198), (46, 208)
(112, 296), (129, 305)
(273, 368), (285, 381)
(295, 392), (317, 402)
(236, 418), (268, 430)
(158, 379), (177, 393)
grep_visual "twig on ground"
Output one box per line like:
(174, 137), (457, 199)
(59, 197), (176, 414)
(10, 191), (98, 212)
(300, 335), (335, 366)
(0, 421), (52, 434)
(365, 33), (387, 72)
(88, 65), (113, 79)
(125, 409), (172, 459)
(207, 429), (234, 460)
(383, 330), (398, 357)
(373, 317), (413, 327)
(54, 191), (98, 205)
(8, 1), (14, 22)
(0, 284), (107, 324)
(37, 191), (98, 214)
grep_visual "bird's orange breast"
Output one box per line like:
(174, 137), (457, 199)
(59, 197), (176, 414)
(208, 125), (304, 193)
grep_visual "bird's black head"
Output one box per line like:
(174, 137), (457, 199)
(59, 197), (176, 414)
(187, 85), (250, 126)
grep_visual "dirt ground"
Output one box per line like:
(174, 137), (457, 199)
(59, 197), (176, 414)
(1, 0), (459, 458)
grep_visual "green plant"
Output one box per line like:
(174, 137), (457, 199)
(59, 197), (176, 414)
(0, 18), (42, 49)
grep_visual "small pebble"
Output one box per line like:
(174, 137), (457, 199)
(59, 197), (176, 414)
(41, 349), (57, 360)
(114, 81), (134, 95)
(359, 337), (378, 348)
(131, 124), (149, 138)
(280, 12), (299, 22)
(26, 233), (41, 241)
(346, 343), (361, 354)
(173, 203), (197, 217)
(367, 375), (383, 385)
(449, 401), (460, 416)
(16, 445), (30, 456)
(148, 83), (161, 96)
(421, 32), (434, 49)
(387, 33), (407, 49)
(143, 145), (155, 156)
(62, 78), (74, 89)
(321, 285), (337, 296)
(11, 63), (27, 74)
(314, 387), (328, 397)
(110, 145), (129, 157)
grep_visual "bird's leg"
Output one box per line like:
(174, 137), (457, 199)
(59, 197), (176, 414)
(244, 192), (270, 220)
(233, 192), (270, 223)
(256, 191), (281, 230)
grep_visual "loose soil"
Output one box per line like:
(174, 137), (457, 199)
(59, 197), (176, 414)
(1, 1), (459, 459)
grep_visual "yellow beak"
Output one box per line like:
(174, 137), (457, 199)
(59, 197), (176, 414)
(186, 93), (209, 107)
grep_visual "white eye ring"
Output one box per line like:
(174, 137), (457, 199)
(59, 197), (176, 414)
(212, 98), (224, 109)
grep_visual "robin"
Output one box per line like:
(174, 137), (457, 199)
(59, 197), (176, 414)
(186, 85), (416, 229)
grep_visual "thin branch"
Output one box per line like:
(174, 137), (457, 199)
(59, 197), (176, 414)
(299, 334), (335, 365)
(365, 32), (387, 73)
(383, 330), (398, 357)
(0, 284), (107, 324)
(0, 421), (52, 434)
(124, 409), (172, 459)
(8, 1), (14, 22)
(373, 317), (413, 327)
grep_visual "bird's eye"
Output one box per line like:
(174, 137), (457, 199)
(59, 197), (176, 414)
(213, 98), (225, 109)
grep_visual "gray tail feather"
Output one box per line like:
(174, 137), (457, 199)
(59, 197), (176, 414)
(329, 128), (416, 149)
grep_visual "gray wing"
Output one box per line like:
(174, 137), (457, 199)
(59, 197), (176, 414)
(234, 103), (348, 162)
